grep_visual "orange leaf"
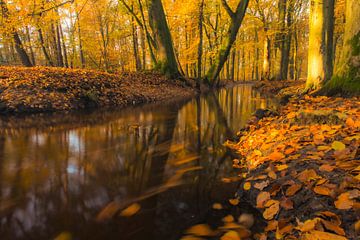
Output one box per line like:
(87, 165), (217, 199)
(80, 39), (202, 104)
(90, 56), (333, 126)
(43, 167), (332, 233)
(186, 224), (215, 237)
(302, 230), (347, 240)
(119, 203), (141, 217)
(319, 164), (335, 172)
(263, 200), (280, 220)
(313, 186), (332, 196)
(334, 192), (354, 210)
(254, 180), (270, 190)
(268, 151), (285, 161)
(286, 184), (302, 197)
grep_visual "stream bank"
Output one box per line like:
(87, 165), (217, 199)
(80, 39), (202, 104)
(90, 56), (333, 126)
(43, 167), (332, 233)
(0, 66), (197, 114)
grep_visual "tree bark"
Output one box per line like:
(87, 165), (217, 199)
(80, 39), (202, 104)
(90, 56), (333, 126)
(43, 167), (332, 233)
(147, 0), (181, 78)
(322, 0), (360, 94)
(306, 0), (335, 90)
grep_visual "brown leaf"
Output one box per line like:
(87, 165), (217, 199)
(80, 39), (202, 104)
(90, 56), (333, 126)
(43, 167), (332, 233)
(319, 164), (335, 172)
(254, 180), (270, 190)
(299, 218), (322, 232)
(320, 219), (345, 236)
(280, 198), (294, 210)
(265, 220), (278, 232)
(297, 169), (320, 182)
(257, 191), (271, 208)
(286, 183), (302, 197)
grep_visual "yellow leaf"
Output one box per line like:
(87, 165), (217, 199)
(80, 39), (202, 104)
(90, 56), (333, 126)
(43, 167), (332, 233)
(120, 203), (141, 217)
(275, 164), (288, 171)
(331, 141), (346, 151)
(243, 182), (251, 191)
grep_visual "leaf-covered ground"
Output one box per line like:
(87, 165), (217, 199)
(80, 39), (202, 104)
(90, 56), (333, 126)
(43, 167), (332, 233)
(0, 67), (196, 114)
(224, 95), (360, 239)
(181, 94), (360, 240)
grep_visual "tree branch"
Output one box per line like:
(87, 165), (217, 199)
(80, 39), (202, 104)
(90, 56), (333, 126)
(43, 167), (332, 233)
(221, 0), (235, 18)
(119, 0), (143, 28)
(30, 0), (74, 16)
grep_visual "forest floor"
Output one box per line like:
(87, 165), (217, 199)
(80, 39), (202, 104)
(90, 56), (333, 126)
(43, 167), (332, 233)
(182, 81), (360, 240)
(0, 66), (197, 114)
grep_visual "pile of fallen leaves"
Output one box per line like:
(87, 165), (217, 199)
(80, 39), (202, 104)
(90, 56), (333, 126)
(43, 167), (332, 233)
(222, 95), (360, 239)
(0, 67), (195, 113)
(254, 80), (305, 97)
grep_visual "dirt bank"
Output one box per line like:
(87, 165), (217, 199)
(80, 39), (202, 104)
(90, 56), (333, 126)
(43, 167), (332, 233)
(224, 95), (360, 239)
(0, 67), (197, 114)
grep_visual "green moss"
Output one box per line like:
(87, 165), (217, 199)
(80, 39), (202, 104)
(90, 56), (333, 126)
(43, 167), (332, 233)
(350, 31), (360, 56)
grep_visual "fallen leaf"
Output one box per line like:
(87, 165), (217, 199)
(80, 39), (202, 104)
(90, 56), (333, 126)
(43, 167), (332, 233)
(331, 141), (346, 151)
(268, 151), (285, 161)
(54, 232), (72, 240)
(299, 218), (321, 232)
(320, 219), (345, 236)
(302, 230), (347, 240)
(186, 224), (215, 237)
(257, 191), (271, 208)
(275, 164), (288, 171)
(220, 230), (240, 240)
(222, 215), (235, 223)
(313, 186), (332, 196)
(243, 182), (251, 191)
(254, 180), (270, 190)
(286, 184), (302, 197)
(120, 203), (141, 217)
(334, 192), (354, 210)
(319, 164), (335, 172)
(263, 200), (280, 220)
(297, 169), (320, 182)
(265, 220), (278, 232)
(229, 198), (240, 206)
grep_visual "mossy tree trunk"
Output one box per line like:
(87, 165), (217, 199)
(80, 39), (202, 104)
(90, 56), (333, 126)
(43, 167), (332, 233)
(306, 0), (335, 91)
(205, 0), (250, 86)
(321, 0), (360, 95)
(147, 0), (181, 78)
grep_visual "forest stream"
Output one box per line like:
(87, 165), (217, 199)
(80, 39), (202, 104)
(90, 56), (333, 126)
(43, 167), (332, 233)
(0, 84), (277, 240)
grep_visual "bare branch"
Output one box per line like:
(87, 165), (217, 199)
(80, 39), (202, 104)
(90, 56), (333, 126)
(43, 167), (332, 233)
(221, 0), (235, 18)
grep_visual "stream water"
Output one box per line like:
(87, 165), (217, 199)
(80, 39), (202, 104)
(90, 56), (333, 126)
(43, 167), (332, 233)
(0, 84), (277, 240)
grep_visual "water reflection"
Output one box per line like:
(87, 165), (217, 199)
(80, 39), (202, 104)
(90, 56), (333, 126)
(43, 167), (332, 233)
(0, 84), (276, 240)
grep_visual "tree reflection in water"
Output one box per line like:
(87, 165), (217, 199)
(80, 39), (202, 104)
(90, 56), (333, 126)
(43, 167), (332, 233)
(0, 85), (276, 240)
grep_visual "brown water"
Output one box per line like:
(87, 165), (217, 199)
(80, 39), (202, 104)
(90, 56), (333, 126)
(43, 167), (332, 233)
(0, 84), (276, 240)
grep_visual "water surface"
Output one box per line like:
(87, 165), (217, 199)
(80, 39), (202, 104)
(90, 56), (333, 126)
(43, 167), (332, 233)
(0, 84), (276, 240)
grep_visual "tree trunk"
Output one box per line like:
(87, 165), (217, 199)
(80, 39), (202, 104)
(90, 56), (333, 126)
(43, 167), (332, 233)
(38, 28), (54, 66)
(262, 30), (271, 80)
(197, 0), (205, 87)
(306, 0), (335, 90)
(322, 0), (360, 95)
(147, 0), (181, 78)
(205, 0), (250, 86)
(132, 16), (142, 71)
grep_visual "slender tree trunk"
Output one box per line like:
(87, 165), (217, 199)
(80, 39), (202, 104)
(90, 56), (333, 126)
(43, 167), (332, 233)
(60, 24), (69, 68)
(38, 28), (54, 66)
(132, 16), (142, 71)
(26, 27), (36, 66)
(197, 0), (205, 87)
(262, 30), (271, 80)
